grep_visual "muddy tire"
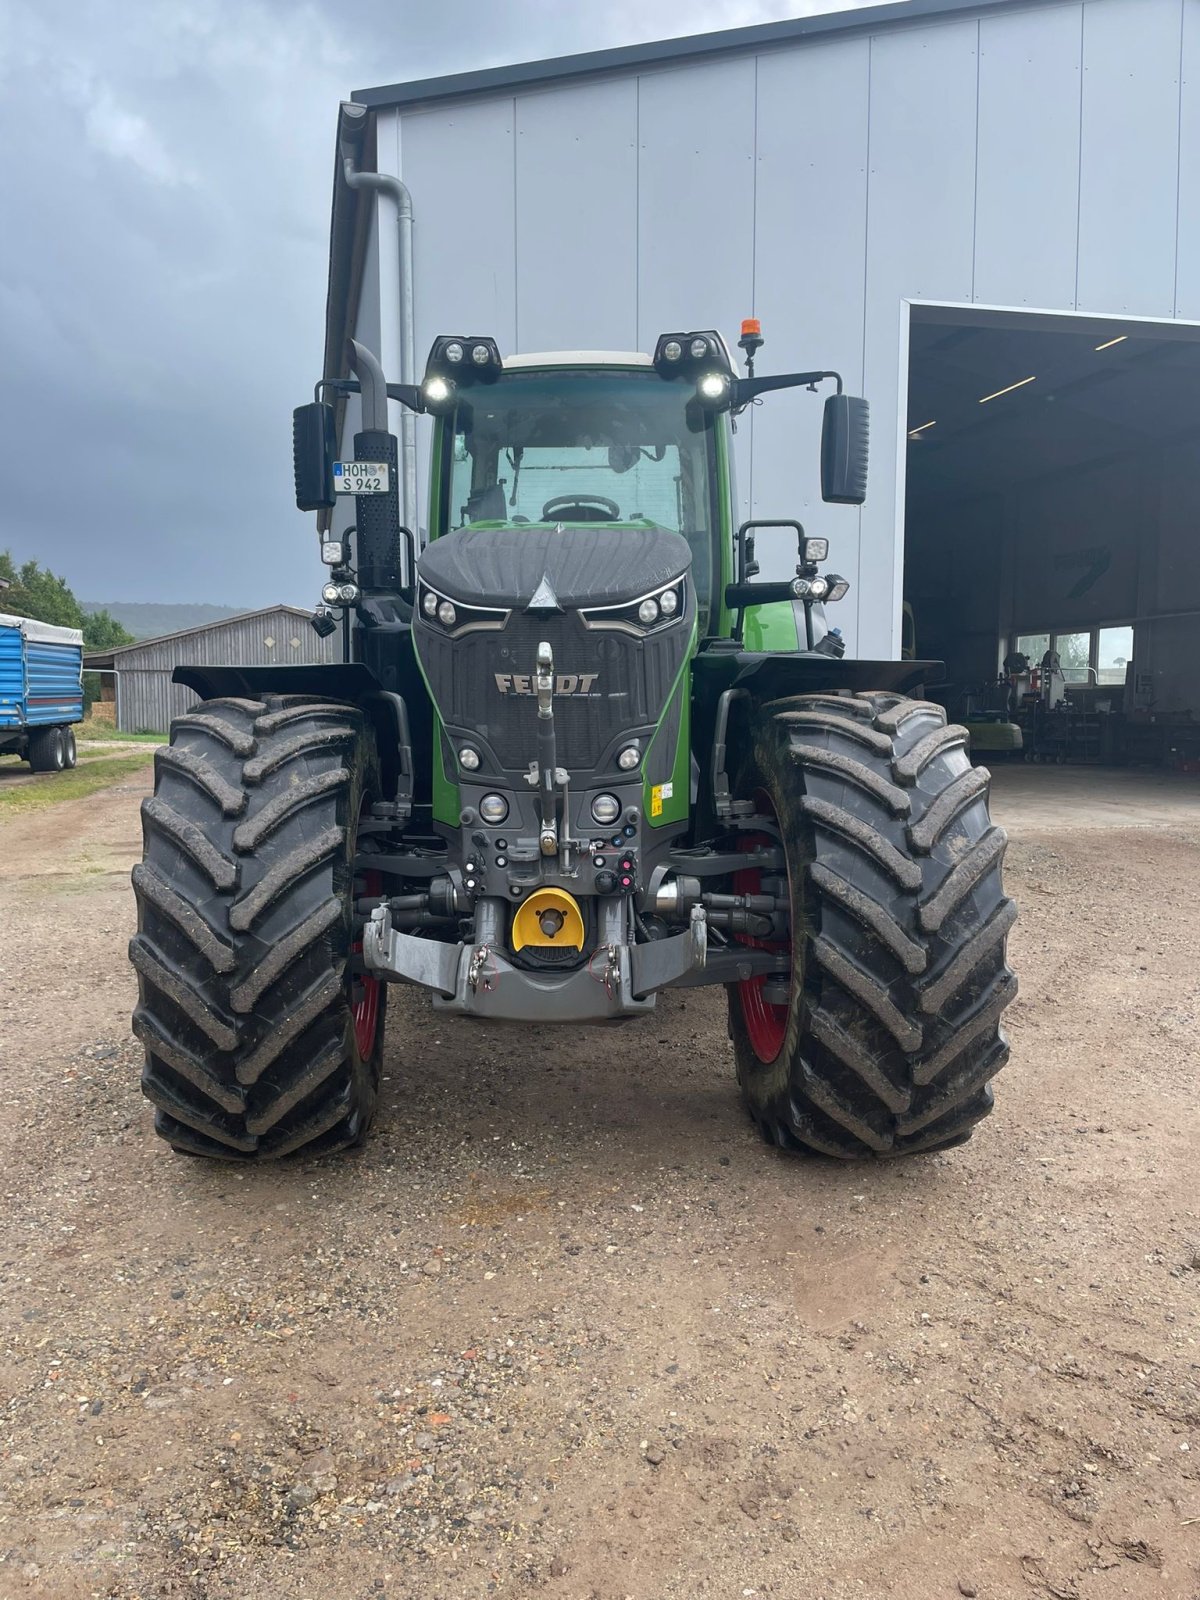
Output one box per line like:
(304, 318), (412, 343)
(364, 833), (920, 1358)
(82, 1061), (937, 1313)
(129, 696), (385, 1160)
(728, 692), (1016, 1159)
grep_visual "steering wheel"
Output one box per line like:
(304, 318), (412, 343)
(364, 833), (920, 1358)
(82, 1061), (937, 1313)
(541, 494), (621, 523)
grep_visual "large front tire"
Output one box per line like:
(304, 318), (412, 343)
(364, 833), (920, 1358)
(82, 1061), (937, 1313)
(728, 692), (1016, 1159)
(129, 696), (385, 1160)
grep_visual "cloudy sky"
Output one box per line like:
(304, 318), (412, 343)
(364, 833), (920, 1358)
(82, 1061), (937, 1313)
(0, 0), (870, 607)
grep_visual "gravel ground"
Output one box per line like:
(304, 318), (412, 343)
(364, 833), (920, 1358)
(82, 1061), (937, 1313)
(0, 765), (1197, 1600)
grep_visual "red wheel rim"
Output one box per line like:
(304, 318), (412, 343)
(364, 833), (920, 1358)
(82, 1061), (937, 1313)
(352, 866), (382, 1059)
(733, 794), (792, 1065)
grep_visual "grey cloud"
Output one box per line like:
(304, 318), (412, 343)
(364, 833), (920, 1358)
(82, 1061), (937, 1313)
(0, 0), (863, 606)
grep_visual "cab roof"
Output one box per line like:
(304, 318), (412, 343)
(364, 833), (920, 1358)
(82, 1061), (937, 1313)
(502, 351), (653, 370)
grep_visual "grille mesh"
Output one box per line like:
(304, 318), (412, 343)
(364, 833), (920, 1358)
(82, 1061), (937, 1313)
(417, 609), (689, 773)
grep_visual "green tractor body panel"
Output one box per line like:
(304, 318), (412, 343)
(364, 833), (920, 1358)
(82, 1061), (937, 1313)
(741, 601), (802, 653)
(641, 627), (695, 830)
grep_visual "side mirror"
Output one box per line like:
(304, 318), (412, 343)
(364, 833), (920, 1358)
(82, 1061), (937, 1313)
(821, 393), (869, 505)
(293, 402), (337, 511)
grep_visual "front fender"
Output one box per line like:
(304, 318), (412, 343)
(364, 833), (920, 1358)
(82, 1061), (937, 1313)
(172, 662), (382, 702)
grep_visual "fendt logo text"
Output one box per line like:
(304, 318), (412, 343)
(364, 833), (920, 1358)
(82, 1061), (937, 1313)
(494, 674), (599, 696)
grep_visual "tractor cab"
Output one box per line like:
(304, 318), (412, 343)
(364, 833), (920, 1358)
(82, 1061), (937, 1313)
(422, 344), (725, 634)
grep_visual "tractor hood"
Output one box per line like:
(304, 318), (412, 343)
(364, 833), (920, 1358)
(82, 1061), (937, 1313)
(412, 520), (696, 791)
(416, 523), (692, 609)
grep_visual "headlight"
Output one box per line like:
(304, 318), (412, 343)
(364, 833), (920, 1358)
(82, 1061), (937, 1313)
(321, 581), (341, 605)
(459, 746), (481, 771)
(617, 745), (640, 771)
(479, 793), (509, 824)
(471, 343), (492, 365)
(581, 579), (685, 632)
(321, 541), (347, 566)
(444, 341), (464, 364)
(697, 371), (730, 405)
(826, 575), (851, 602)
(422, 375), (455, 411)
(591, 793), (621, 826)
(337, 582), (360, 604)
(807, 576), (829, 600)
(689, 336), (710, 359)
(801, 536), (829, 563)
(662, 340), (683, 362)
(419, 587), (508, 632)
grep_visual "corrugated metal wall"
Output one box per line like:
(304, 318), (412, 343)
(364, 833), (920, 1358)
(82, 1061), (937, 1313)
(110, 608), (338, 732)
(355, 0), (1196, 657)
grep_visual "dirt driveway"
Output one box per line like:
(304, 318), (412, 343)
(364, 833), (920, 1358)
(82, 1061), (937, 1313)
(0, 766), (1197, 1600)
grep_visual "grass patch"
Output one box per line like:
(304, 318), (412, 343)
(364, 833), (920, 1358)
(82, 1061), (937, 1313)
(0, 752), (155, 817)
(78, 721), (165, 743)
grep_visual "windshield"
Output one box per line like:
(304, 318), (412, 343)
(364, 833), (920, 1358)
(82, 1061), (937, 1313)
(438, 368), (719, 616)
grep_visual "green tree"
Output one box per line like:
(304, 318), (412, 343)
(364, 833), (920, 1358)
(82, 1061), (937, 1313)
(80, 608), (136, 709)
(0, 551), (84, 628)
(82, 608), (135, 650)
(1, 552), (134, 711)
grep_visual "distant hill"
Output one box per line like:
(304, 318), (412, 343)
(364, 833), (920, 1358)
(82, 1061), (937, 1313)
(80, 601), (245, 640)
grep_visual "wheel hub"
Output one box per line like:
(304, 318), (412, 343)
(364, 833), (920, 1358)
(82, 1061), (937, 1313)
(732, 794), (793, 1065)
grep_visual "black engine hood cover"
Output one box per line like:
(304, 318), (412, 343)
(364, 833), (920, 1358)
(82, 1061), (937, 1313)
(417, 524), (692, 609)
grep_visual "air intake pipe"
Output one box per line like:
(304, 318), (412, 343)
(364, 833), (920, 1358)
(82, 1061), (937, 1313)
(340, 108), (418, 544)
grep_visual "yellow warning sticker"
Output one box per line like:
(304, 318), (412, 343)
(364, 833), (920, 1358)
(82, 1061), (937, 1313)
(651, 785), (664, 817)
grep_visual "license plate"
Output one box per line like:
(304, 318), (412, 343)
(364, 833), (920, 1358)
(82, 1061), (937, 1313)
(333, 461), (389, 495)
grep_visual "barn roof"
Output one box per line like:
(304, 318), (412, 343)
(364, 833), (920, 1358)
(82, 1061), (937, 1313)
(352, 0), (1058, 110)
(82, 605), (313, 669)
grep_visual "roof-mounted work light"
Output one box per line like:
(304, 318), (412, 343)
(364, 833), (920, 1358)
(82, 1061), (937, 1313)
(426, 335), (502, 378)
(654, 330), (736, 410)
(421, 334), (503, 413)
(421, 374), (457, 414)
(695, 370), (732, 408)
(653, 330), (732, 375)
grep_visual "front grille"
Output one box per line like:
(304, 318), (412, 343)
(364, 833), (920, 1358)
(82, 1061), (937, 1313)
(416, 608), (689, 774)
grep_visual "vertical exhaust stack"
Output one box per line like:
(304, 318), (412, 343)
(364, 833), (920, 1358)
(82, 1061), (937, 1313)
(345, 339), (403, 594)
(340, 108), (418, 544)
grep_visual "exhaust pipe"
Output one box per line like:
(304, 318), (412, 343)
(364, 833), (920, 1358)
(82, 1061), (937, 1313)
(340, 108), (418, 543)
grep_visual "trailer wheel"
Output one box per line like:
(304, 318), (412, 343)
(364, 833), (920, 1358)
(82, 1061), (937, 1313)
(728, 692), (1016, 1159)
(62, 728), (78, 769)
(28, 727), (65, 772)
(129, 696), (385, 1160)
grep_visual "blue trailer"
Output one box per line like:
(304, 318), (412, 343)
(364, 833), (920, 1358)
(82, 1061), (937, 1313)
(0, 611), (84, 772)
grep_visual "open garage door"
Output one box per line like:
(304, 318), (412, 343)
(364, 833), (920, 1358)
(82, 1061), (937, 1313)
(903, 305), (1200, 768)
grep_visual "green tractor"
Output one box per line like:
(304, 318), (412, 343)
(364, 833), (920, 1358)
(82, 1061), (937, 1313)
(129, 325), (1016, 1162)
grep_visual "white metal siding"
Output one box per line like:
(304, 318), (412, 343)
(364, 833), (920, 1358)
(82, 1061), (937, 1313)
(516, 80), (639, 351)
(862, 19), (982, 653)
(1076, 0), (1183, 315)
(973, 6), (1083, 308)
(361, 0), (1195, 655)
(753, 38), (872, 643)
(1177, 1), (1200, 315)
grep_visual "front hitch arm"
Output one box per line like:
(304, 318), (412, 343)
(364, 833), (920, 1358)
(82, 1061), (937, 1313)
(535, 640), (559, 856)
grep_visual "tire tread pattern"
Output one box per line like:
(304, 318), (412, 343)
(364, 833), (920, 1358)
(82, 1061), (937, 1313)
(129, 697), (382, 1160)
(730, 691), (1017, 1159)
